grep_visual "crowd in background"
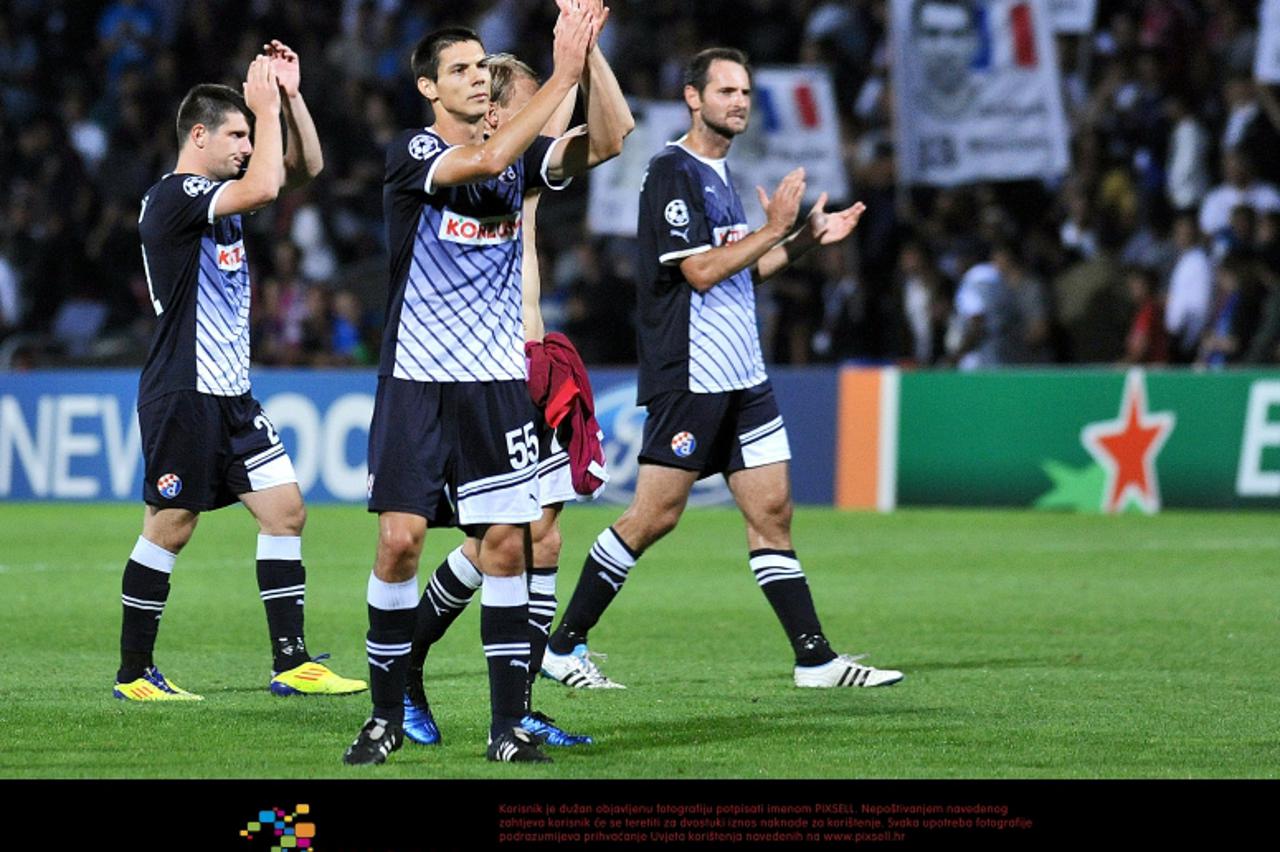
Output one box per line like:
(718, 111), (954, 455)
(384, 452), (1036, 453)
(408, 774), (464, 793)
(0, 0), (1276, 370)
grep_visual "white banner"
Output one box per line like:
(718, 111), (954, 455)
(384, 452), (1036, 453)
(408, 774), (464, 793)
(586, 100), (688, 237)
(1257, 0), (1280, 83)
(1047, 0), (1095, 34)
(587, 66), (850, 236)
(891, 0), (1070, 187)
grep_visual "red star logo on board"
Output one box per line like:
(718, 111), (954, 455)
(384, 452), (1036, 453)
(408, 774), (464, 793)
(1081, 370), (1176, 514)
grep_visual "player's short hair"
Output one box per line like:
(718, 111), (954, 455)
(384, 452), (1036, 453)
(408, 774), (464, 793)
(683, 47), (751, 95)
(175, 84), (249, 148)
(412, 26), (483, 81)
(487, 53), (540, 108)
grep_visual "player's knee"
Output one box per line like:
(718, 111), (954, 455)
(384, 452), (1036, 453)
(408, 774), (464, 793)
(482, 528), (526, 573)
(532, 522), (562, 566)
(379, 525), (423, 567)
(279, 501), (306, 535)
(747, 501), (792, 548)
(653, 503), (685, 539)
(616, 501), (680, 550)
(769, 499), (793, 531)
(149, 527), (193, 554)
(253, 495), (306, 536)
(142, 513), (197, 553)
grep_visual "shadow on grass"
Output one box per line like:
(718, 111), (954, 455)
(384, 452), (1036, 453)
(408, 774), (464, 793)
(892, 657), (1056, 673)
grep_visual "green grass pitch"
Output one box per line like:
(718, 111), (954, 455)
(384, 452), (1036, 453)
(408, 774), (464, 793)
(0, 503), (1277, 779)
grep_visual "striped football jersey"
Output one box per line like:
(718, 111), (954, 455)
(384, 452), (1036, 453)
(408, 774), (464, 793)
(379, 127), (567, 383)
(137, 173), (251, 405)
(635, 142), (767, 404)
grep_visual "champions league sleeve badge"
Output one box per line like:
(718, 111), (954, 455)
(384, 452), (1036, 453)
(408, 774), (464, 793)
(182, 176), (213, 196)
(664, 199), (690, 227)
(156, 473), (183, 499)
(409, 133), (440, 161)
(670, 431), (697, 458)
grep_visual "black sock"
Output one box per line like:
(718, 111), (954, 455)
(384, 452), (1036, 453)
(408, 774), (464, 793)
(548, 528), (637, 655)
(366, 574), (418, 726)
(481, 574), (530, 741)
(257, 535), (307, 672)
(407, 547), (482, 703)
(118, 537), (176, 681)
(748, 549), (836, 666)
(526, 566), (557, 699)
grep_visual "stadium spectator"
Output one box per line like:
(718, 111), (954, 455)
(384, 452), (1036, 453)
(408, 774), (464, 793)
(993, 241), (1052, 364)
(1198, 254), (1262, 368)
(252, 278), (289, 366)
(1210, 203), (1256, 261)
(1218, 73), (1280, 187)
(96, 0), (159, 88)
(254, 240), (311, 365)
(947, 246), (1024, 370)
(1059, 180), (1100, 261)
(1165, 213), (1214, 363)
(1245, 211), (1280, 363)
(1120, 266), (1170, 365)
(1198, 148), (1280, 239)
(0, 243), (20, 340)
(330, 288), (372, 365)
(1208, 3), (1257, 77)
(560, 240), (637, 366)
(1052, 217), (1131, 363)
(0, 15), (39, 120)
(1164, 93), (1210, 213)
(59, 85), (108, 175)
(897, 240), (948, 367)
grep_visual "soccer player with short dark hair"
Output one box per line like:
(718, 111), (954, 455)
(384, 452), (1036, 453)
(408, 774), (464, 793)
(541, 47), (905, 690)
(343, 2), (631, 765)
(115, 46), (366, 701)
(396, 20), (633, 750)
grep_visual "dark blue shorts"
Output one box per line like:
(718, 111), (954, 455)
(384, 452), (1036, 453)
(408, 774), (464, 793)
(138, 390), (296, 512)
(366, 377), (541, 527)
(638, 381), (791, 478)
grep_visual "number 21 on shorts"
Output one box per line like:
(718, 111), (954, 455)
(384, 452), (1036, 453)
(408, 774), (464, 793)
(254, 413), (281, 445)
(505, 422), (537, 469)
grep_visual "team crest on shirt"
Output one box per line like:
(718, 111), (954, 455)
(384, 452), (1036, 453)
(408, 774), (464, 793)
(157, 474), (183, 499)
(409, 133), (440, 161)
(665, 199), (690, 227)
(670, 431), (697, 458)
(498, 165), (517, 183)
(182, 176), (213, 197)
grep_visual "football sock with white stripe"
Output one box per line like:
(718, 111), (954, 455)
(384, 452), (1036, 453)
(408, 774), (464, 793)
(481, 574), (531, 741)
(748, 549), (837, 666)
(256, 534), (307, 672)
(547, 527), (637, 655)
(408, 546), (482, 673)
(526, 566), (557, 696)
(366, 574), (418, 725)
(118, 536), (175, 681)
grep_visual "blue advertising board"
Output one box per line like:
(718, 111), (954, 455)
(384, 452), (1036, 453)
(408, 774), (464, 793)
(0, 369), (838, 505)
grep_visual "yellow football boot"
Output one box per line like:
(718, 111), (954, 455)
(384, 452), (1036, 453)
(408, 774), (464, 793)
(113, 666), (203, 701)
(270, 655), (367, 696)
